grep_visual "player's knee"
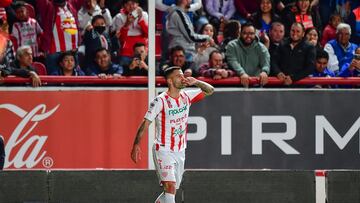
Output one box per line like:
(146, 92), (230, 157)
(162, 181), (176, 194)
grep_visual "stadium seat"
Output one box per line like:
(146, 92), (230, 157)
(155, 33), (162, 60)
(32, 62), (47, 75)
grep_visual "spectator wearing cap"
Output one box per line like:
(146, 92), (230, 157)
(36, 0), (84, 74)
(324, 23), (358, 74)
(78, 0), (112, 36)
(111, 0), (148, 67)
(51, 51), (85, 76)
(86, 48), (123, 78)
(11, 1), (43, 59)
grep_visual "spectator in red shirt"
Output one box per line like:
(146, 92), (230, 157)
(321, 13), (341, 47)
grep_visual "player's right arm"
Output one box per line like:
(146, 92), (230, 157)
(131, 118), (151, 163)
(130, 97), (163, 163)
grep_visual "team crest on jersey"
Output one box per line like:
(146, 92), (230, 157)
(166, 99), (172, 108)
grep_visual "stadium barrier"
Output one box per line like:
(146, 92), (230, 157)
(0, 170), (358, 202)
(3, 76), (360, 86)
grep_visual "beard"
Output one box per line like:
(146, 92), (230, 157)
(240, 38), (252, 46)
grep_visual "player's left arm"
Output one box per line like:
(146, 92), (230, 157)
(183, 77), (214, 96)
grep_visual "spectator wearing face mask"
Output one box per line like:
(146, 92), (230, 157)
(83, 15), (111, 67)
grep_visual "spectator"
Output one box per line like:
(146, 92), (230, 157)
(166, 0), (211, 61)
(219, 20), (241, 52)
(199, 50), (235, 79)
(87, 48), (123, 78)
(0, 14), (15, 70)
(321, 13), (341, 47)
(9, 45), (41, 87)
(111, 0), (148, 67)
(225, 22), (270, 87)
(194, 23), (220, 68)
(36, 0), (84, 74)
(11, 1), (43, 59)
(51, 51), (84, 76)
(234, 0), (260, 23)
(156, 0), (205, 63)
(347, 6), (360, 44)
(267, 22), (285, 75)
(251, 0), (282, 33)
(282, 0), (322, 36)
(305, 27), (322, 52)
(160, 45), (195, 77)
(83, 15), (111, 67)
(338, 46), (360, 77)
(324, 23), (358, 74)
(271, 22), (316, 85)
(317, 0), (337, 26)
(125, 42), (148, 76)
(310, 49), (335, 77)
(204, 0), (237, 31)
(78, 0), (112, 36)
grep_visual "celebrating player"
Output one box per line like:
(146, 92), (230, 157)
(130, 66), (214, 203)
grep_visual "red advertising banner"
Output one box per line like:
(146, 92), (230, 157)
(0, 89), (148, 169)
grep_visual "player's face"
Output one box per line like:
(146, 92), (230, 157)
(169, 69), (186, 89)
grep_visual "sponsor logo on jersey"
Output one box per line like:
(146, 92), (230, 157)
(168, 105), (187, 116)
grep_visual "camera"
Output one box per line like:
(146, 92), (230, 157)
(354, 54), (360, 60)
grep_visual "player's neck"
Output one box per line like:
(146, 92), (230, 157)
(167, 87), (181, 99)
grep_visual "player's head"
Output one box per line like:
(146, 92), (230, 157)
(164, 66), (186, 89)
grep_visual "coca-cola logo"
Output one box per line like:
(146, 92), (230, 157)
(0, 104), (60, 169)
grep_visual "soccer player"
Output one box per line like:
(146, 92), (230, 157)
(131, 66), (214, 203)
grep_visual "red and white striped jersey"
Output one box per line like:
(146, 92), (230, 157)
(12, 18), (43, 57)
(145, 89), (205, 152)
(50, 5), (78, 54)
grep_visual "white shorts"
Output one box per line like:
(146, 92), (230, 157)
(152, 145), (185, 189)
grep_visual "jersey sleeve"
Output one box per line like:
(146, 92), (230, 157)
(185, 89), (206, 104)
(144, 96), (163, 122)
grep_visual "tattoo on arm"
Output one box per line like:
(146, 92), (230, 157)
(195, 80), (214, 96)
(134, 120), (147, 145)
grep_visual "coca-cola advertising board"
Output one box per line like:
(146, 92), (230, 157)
(0, 88), (148, 169)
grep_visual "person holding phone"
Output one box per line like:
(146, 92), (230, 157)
(125, 42), (148, 76)
(338, 46), (360, 77)
(111, 0), (148, 67)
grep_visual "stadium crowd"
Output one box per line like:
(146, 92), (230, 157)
(0, 0), (359, 87)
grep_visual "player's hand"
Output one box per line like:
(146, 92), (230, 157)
(131, 144), (141, 163)
(182, 76), (197, 86)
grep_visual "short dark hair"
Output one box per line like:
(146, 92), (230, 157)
(209, 50), (222, 60)
(123, 0), (138, 5)
(95, 47), (110, 56)
(58, 51), (75, 65)
(133, 42), (145, 51)
(163, 66), (181, 79)
(169, 45), (185, 56)
(12, 1), (26, 11)
(91, 15), (106, 25)
(241, 22), (255, 32)
(270, 21), (284, 31)
(316, 50), (329, 60)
